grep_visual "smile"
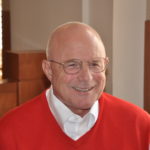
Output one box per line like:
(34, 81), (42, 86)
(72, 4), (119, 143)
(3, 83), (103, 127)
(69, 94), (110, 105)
(72, 86), (94, 92)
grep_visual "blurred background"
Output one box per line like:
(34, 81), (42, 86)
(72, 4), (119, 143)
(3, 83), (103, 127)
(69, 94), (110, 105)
(0, 0), (150, 116)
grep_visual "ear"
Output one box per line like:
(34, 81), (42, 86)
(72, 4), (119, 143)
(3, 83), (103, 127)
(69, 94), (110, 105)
(42, 60), (52, 81)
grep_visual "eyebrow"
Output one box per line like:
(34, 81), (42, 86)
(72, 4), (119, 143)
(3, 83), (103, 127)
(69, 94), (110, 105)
(63, 57), (106, 62)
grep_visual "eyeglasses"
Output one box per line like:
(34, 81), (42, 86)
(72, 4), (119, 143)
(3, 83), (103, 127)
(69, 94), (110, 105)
(48, 57), (109, 74)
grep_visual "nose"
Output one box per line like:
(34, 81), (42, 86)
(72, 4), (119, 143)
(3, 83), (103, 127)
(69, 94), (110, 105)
(77, 63), (93, 81)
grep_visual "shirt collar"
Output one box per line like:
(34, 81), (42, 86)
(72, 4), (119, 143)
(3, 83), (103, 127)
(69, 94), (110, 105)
(46, 87), (99, 130)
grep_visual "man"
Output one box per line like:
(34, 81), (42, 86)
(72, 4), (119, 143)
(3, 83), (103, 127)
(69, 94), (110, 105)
(0, 22), (149, 150)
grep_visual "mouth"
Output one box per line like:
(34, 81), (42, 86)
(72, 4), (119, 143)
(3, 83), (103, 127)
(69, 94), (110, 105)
(72, 86), (95, 92)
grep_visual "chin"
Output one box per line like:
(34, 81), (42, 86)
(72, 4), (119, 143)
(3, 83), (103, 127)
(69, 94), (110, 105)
(79, 99), (96, 108)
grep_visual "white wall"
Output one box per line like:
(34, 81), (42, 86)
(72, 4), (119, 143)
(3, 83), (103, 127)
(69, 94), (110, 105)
(113, 0), (146, 107)
(10, 0), (82, 50)
(147, 0), (150, 19)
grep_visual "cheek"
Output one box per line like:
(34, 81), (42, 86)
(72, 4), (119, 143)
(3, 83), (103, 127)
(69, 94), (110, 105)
(50, 67), (61, 86)
(96, 73), (106, 87)
(51, 72), (75, 101)
(51, 67), (72, 88)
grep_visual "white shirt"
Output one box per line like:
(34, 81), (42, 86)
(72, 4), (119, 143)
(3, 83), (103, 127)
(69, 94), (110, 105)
(46, 88), (99, 140)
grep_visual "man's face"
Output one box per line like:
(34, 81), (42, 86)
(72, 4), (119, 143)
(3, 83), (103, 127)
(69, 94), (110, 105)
(47, 28), (107, 116)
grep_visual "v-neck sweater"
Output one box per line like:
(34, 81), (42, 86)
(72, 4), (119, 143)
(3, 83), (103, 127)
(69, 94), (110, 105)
(0, 91), (149, 150)
(46, 88), (98, 140)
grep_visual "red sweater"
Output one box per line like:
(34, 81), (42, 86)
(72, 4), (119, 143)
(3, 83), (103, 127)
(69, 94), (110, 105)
(0, 91), (149, 150)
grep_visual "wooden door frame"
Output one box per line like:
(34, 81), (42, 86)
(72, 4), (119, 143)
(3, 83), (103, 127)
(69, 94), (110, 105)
(144, 20), (150, 113)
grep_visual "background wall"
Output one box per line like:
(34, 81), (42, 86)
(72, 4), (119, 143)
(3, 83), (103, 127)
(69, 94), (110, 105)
(147, 0), (150, 19)
(10, 0), (82, 50)
(113, 0), (146, 107)
(9, 0), (149, 108)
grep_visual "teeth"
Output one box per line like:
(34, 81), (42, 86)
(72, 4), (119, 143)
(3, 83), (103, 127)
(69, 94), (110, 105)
(73, 87), (93, 92)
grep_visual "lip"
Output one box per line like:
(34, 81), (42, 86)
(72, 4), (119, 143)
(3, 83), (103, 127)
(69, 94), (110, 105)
(72, 86), (95, 93)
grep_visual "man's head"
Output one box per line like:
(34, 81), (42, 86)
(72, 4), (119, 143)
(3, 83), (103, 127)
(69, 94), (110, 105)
(42, 22), (108, 116)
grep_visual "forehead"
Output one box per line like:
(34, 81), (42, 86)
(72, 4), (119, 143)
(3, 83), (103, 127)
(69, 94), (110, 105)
(49, 24), (106, 61)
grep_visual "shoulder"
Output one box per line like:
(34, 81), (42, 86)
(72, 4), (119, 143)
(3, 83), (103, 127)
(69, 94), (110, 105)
(0, 91), (47, 127)
(0, 90), (51, 144)
(101, 92), (150, 125)
(101, 92), (149, 113)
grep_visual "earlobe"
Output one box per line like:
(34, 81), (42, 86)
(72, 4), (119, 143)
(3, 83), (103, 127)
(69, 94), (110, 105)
(42, 60), (52, 81)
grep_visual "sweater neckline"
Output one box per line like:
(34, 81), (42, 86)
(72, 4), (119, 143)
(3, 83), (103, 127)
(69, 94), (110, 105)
(41, 90), (105, 148)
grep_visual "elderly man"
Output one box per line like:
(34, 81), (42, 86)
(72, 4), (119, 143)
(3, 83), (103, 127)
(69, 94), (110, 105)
(0, 22), (149, 150)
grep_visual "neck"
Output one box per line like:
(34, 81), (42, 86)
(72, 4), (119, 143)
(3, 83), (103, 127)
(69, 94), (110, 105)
(66, 105), (91, 117)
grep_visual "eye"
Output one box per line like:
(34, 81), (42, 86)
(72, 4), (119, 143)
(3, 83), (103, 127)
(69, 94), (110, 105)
(65, 61), (80, 68)
(90, 61), (102, 67)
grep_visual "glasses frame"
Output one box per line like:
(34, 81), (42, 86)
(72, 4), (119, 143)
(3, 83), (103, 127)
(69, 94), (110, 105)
(48, 57), (109, 74)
